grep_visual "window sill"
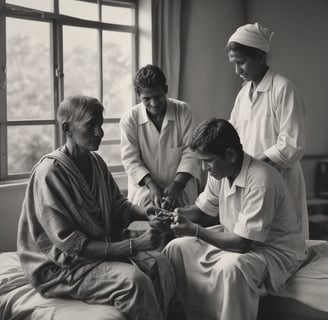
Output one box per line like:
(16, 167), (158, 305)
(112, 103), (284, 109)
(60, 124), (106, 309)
(0, 173), (127, 191)
(112, 171), (128, 191)
(0, 179), (29, 189)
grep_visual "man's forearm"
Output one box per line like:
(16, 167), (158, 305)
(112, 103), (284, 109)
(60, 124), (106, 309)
(178, 205), (205, 223)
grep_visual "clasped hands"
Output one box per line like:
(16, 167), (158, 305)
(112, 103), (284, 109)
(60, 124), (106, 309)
(147, 206), (195, 238)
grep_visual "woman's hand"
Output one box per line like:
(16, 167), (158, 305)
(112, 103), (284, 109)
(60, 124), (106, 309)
(150, 210), (174, 232)
(134, 227), (165, 251)
(145, 206), (161, 220)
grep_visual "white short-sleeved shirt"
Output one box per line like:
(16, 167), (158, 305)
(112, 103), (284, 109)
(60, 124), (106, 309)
(196, 153), (306, 260)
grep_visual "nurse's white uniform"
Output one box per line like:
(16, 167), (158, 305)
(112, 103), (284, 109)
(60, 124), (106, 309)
(120, 98), (200, 207)
(230, 68), (309, 239)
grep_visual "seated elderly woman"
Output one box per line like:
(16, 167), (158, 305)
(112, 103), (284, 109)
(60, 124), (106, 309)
(17, 95), (176, 320)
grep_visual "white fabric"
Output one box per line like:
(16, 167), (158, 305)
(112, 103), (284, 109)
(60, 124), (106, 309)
(120, 98), (200, 206)
(164, 236), (266, 320)
(164, 154), (307, 320)
(230, 68), (309, 239)
(196, 154), (306, 265)
(0, 252), (127, 320)
(272, 240), (328, 312)
(228, 22), (274, 52)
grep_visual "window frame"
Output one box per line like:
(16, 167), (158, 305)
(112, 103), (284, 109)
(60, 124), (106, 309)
(0, 0), (138, 181)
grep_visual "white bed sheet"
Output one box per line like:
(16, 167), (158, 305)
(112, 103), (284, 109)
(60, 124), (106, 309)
(1, 240), (328, 318)
(0, 252), (126, 320)
(272, 240), (328, 312)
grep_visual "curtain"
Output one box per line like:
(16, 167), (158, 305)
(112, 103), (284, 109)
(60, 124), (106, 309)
(152, 0), (182, 99)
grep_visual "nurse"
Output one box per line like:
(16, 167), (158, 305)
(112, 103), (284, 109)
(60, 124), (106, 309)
(226, 23), (308, 239)
(120, 64), (200, 211)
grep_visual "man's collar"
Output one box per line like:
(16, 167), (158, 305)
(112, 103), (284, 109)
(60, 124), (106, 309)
(138, 98), (175, 125)
(232, 152), (252, 188)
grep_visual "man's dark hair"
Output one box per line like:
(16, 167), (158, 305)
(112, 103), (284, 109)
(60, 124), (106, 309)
(190, 118), (243, 157)
(134, 64), (168, 95)
(225, 41), (266, 59)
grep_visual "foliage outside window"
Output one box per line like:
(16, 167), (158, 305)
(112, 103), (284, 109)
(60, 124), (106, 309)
(0, 0), (137, 181)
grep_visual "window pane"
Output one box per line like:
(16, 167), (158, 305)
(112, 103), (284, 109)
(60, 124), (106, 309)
(103, 31), (133, 118)
(8, 125), (55, 174)
(6, 18), (53, 120)
(102, 122), (120, 140)
(102, 5), (134, 25)
(6, 0), (53, 12)
(63, 26), (99, 99)
(97, 144), (122, 167)
(60, 0), (98, 21)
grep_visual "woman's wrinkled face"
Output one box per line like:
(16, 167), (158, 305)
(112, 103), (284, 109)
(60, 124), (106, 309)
(228, 50), (265, 83)
(139, 87), (167, 116)
(70, 110), (104, 151)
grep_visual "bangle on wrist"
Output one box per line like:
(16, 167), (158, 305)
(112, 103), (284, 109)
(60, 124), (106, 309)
(195, 224), (200, 239)
(129, 238), (136, 256)
(104, 241), (111, 259)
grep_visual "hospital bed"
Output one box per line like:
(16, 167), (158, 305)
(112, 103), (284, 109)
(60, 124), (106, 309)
(258, 239), (328, 320)
(1, 240), (328, 320)
(0, 251), (127, 320)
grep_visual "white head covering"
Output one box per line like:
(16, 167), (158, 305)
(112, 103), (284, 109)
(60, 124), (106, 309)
(227, 22), (274, 53)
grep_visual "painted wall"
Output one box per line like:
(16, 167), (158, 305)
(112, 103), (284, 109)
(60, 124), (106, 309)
(0, 183), (26, 252)
(245, 0), (328, 155)
(245, 0), (328, 196)
(179, 0), (245, 126)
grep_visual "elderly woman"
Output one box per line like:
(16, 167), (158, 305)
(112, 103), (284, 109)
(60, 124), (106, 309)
(226, 23), (308, 239)
(17, 95), (176, 320)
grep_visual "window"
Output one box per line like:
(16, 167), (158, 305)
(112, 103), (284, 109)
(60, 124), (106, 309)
(0, 0), (138, 181)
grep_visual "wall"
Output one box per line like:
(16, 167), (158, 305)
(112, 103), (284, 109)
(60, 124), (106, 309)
(179, 0), (245, 126)
(245, 0), (328, 196)
(0, 183), (26, 251)
(245, 0), (328, 155)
